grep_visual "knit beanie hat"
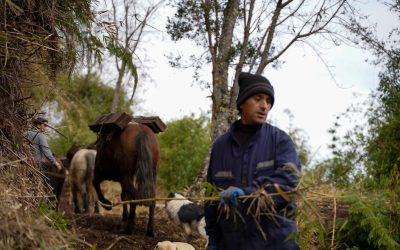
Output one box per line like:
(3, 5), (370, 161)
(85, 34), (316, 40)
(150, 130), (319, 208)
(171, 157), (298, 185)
(236, 72), (275, 110)
(33, 117), (48, 125)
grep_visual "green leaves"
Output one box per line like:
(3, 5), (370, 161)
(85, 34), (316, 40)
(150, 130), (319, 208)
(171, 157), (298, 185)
(106, 39), (138, 89)
(166, 0), (205, 41)
(157, 114), (211, 192)
(337, 192), (400, 250)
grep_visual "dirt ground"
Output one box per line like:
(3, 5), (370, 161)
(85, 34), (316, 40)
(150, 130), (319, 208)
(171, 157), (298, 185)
(58, 180), (207, 250)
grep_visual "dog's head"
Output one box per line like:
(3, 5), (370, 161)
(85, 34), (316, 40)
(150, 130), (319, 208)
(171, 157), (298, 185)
(167, 192), (176, 198)
(165, 192), (186, 207)
(165, 192), (176, 208)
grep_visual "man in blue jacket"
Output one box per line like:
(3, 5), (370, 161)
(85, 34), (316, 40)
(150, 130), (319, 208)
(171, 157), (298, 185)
(205, 72), (302, 250)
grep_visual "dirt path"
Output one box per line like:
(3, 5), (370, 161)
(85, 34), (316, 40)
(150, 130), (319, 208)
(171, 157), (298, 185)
(59, 180), (207, 250)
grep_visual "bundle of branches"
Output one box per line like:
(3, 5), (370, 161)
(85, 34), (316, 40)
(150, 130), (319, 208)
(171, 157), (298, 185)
(295, 184), (348, 249)
(206, 181), (349, 249)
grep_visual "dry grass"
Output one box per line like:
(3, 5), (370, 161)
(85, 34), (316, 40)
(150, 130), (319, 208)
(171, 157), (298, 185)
(0, 152), (72, 249)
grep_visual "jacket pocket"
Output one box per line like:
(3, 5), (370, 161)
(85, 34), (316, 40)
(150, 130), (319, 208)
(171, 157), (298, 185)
(213, 171), (236, 189)
(254, 160), (275, 176)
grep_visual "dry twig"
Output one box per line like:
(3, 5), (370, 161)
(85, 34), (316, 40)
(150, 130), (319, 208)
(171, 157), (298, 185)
(105, 236), (136, 250)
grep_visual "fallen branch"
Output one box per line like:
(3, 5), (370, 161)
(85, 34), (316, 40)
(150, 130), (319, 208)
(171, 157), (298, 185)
(105, 236), (135, 250)
(0, 157), (28, 167)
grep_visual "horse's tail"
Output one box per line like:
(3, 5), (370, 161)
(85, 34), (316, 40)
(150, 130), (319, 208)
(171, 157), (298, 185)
(84, 150), (96, 180)
(135, 130), (155, 205)
(84, 150), (98, 213)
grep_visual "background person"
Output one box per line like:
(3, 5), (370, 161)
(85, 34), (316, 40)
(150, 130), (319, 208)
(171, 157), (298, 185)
(25, 117), (62, 186)
(205, 72), (302, 250)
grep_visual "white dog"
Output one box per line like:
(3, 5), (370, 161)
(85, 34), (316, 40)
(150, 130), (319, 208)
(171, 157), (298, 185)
(154, 240), (195, 250)
(165, 193), (207, 241)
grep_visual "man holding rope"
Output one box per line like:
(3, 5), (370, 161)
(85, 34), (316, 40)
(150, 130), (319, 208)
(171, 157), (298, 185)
(205, 72), (302, 250)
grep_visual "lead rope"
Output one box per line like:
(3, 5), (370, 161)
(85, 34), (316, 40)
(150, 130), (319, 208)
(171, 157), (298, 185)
(97, 189), (301, 208)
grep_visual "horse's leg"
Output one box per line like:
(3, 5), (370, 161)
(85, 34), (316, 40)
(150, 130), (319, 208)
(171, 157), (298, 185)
(47, 166), (58, 208)
(120, 192), (128, 221)
(71, 179), (83, 213)
(83, 187), (89, 213)
(55, 178), (65, 211)
(121, 178), (135, 234)
(72, 191), (80, 213)
(93, 178), (112, 210)
(53, 180), (62, 211)
(126, 202), (137, 235)
(146, 201), (156, 237)
(87, 177), (98, 214)
(123, 204), (128, 221)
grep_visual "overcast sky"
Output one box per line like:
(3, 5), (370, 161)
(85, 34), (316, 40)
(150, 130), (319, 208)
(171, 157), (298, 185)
(132, 1), (398, 165)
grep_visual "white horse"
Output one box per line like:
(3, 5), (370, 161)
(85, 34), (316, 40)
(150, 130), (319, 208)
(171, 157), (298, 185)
(69, 148), (99, 213)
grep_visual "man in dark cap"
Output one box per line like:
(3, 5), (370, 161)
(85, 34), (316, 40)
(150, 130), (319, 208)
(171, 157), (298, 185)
(25, 117), (62, 185)
(204, 72), (302, 250)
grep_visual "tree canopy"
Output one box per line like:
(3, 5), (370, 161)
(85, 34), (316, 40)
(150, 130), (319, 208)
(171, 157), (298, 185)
(167, 0), (355, 140)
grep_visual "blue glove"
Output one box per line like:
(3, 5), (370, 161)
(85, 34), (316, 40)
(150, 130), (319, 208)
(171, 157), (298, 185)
(206, 245), (217, 250)
(220, 186), (245, 206)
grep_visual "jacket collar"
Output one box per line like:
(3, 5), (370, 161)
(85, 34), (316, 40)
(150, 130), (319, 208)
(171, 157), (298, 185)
(229, 120), (264, 156)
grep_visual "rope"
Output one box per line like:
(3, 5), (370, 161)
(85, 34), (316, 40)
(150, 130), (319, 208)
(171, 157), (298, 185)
(97, 190), (298, 208)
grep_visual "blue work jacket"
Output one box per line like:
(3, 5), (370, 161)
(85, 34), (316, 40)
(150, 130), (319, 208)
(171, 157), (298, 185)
(205, 121), (301, 250)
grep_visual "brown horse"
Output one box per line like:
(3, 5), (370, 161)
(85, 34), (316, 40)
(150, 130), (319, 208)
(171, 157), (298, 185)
(93, 122), (160, 236)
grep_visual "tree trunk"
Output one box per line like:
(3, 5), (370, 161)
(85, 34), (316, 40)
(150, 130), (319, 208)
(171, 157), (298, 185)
(111, 61), (126, 113)
(192, 0), (240, 187)
(210, 0), (240, 141)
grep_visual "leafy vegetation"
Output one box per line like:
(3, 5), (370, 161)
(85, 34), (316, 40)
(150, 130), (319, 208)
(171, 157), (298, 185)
(158, 114), (211, 191)
(312, 13), (400, 247)
(337, 191), (399, 250)
(46, 73), (132, 155)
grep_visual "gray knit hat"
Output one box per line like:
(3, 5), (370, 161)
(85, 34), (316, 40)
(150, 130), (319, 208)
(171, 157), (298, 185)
(236, 72), (275, 110)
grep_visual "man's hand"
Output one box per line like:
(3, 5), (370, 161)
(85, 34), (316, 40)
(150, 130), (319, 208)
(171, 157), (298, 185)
(54, 162), (63, 172)
(220, 186), (245, 206)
